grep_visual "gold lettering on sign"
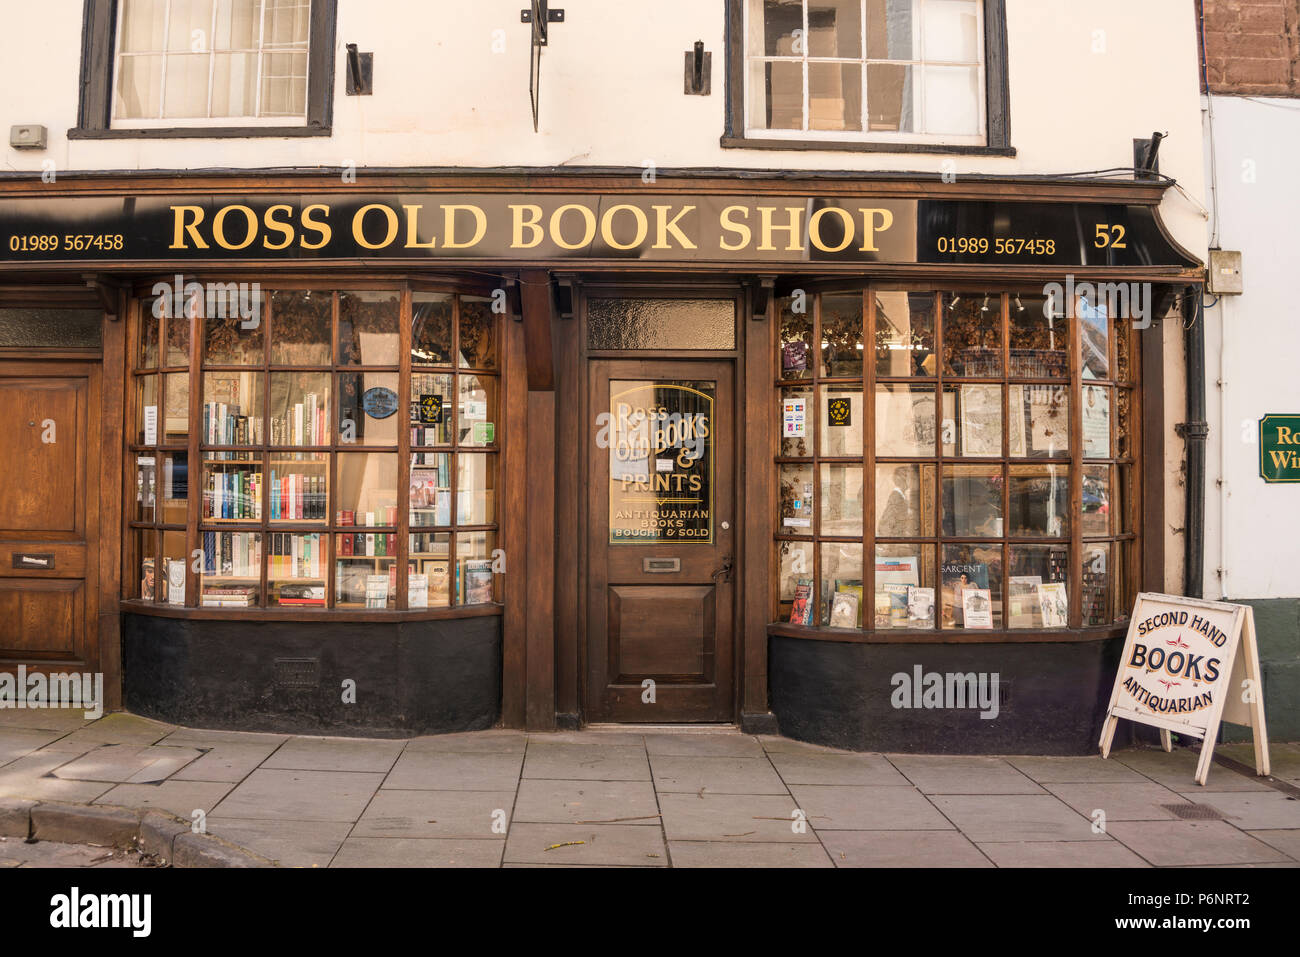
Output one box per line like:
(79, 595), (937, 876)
(651, 205), (697, 250)
(859, 207), (894, 252)
(262, 204), (296, 250)
(402, 205), (437, 249)
(550, 204), (598, 250)
(758, 206), (805, 252)
(443, 204), (487, 249)
(169, 205), (208, 250)
(211, 204), (258, 250)
(353, 204), (399, 250)
(600, 204), (649, 251)
(718, 205), (751, 251)
(300, 204), (332, 250)
(808, 207), (854, 253)
(510, 204), (545, 249)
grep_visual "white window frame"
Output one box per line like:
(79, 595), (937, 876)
(742, 0), (987, 146)
(111, 0), (313, 128)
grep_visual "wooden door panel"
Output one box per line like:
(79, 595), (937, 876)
(0, 578), (82, 657)
(0, 379), (82, 534)
(609, 584), (715, 680)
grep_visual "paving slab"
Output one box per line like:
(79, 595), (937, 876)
(1188, 791), (1300, 830)
(42, 714), (176, 752)
(0, 729), (68, 764)
(352, 789), (513, 839)
(929, 794), (1106, 843)
(1042, 782), (1193, 822)
(643, 733), (765, 758)
(404, 731), (527, 754)
(668, 841), (832, 867)
(385, 750), (523, 790)
(657, 792), (817, 843)
(1251, 829), (1300, 860)
(1217, 742), (1300, 785)
(0, 753), (116, 803)
(502, 822), (667, 867)
(159, 729), (289, 748)
(769, 751), (911, 787)
(1106, 819), (1292, 866)
(1111, 748), (1272, 791)
(512, 779), (660, 825)
(210, 768), (383, 822)
(977, 840), (1150, 868)
(887, 755), (1045, 794)
(0, 839), (123, 868)
(260, 735), (405, 773)
(787, 784), (953, 831)
(649, 755), (787, 794)
(170, 742), (284, 783)
(0, 709), (96, 733)
(756, 735), (848, 755)
(51, 743), (203, 784)
(820, 830), (993, 868)
(1006, 755), (1149, 784)
(534, 731), (648, 748)
(95, 780), (234, 819)
(523, 743), (651, 782)
(204, 818), (353, 868)
(332, 837), (506, 868)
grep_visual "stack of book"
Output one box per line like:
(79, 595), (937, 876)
(278, 583), (325, 607)
(204, 402), (262, 445)
(270, 472), (326, 520)
(338, 532), (396, 556)
(203, 531), (261, 577)
(272, 394), (327, 446)
(201, 585), (258, 608)
(268, 533), (322, 579)
(203, 468), (262, 520)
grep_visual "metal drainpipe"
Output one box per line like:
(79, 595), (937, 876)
(1176, 285), (1208, 598)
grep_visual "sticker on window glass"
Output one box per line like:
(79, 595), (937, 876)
(827, 397), (852, 427)
(782, 398), (807, 437)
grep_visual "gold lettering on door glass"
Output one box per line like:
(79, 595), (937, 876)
(609, 381), (714, 544)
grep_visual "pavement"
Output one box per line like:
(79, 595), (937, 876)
(1, 709), (1298, 868)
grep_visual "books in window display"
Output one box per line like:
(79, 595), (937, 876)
(202, 585), (258, 608)
(460, 560), (494, 605)
(204, 468), (261, 520)
(828, 590), (859, 629)
(204, 402), (262, 446)
(203, 531), (261, 578)
(279, 584), (325, 607)
(940, 561), (988, 627)
(788, 579), (814, 625)
(875, 557), (918, 627)
(907, 587), (935, 626)
(961, 588), (994, 629)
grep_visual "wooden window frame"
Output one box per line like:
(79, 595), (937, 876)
(72, 0), (337, 140)
(722, 0), (1013, 155)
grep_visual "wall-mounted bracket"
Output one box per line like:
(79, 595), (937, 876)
(684, 40), (711, 95)
(346, 44), (373, 95)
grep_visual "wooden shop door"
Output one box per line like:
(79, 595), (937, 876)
(586, 360), (735, 722)
(0, 363), (100, 673)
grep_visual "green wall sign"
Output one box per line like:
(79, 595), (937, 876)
(1260, 414), (1300, 483)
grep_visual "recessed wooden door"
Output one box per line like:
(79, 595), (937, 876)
(0, 368), (97, 668)
(587, 360), (735, 722)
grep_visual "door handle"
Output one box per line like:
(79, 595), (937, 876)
(711, 555), (733, 584)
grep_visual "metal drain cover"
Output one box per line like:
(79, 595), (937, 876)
(1165, 803), (1226, 820)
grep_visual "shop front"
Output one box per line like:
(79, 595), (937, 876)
(0, 171), (1202, 752)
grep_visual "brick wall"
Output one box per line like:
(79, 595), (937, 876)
(1198, 0), (1300, 95)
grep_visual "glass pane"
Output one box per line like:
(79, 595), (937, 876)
(819, 386), (862, 457)
(821, 542), (864, 628)
(809, 62), (862, 132)
(165, 298), (191, 366)
(866, 63), (914, 133)
(1116, 322), (1133, 384)
(1117, 465), (1133, 534)
(866, 0), (915, 59)
(115, 54), (163, 118)
(875, 463), (936, 538)
(1009, 294), (1068, 378)
(777, 540), (815, 622)
(203, 371), (264, 445)
(120, 0), (166, 52)
(458, 375), (498, 447)
(1081, 542), (1111, 627)
(819, 293), (864, 376)
(408, 531), (451, 608)
(200, 530), (261, 608)
(268, 451), (327, 523)
(779, 385), (813, 457)
(754, 0), (804, 56)
(269, 371), (329, 446)
(586, 299), (735, 350)
(214, 0), (261, 49)
(134, 454), (157, 523)
(136, 374), (158, 445)
(338, 372), (399, 447)
(779, 296), (814, 380)
(1008, 545), (1070, 629)
(267, 532), (326, 607)
(138, 299), (160, 367)
(1082, 385), (1111, 458)
(756, 60), (803, 130)
(942, 464), (1002, 537)
(410, 452), (452, 528)
(260, 51), (308, 117)
(941, 543), (1002, 630)
(457, 530), (498, 605)
(163, 373), (189, 444)
(203, 452), (262, 522)
(0, 308), (101, 350)
(338, 292), (399, 366)
(1008, 385), (1069, 458)
(779, 463), (815, 533)
(166, 0), (213, 51)
(808, 0), (862, 57)
(820, 463), (863, 536)
(459, 296), (498, 369)
(337, 452), (398, 527)
(607, 381), (713, 543)
(270, 290), (331, 365)
(335, 546), (396, 609)
(159, 451), (189, 524)
(941, 293), (1001, 376)
(875, 383), (936, 457)
(210, 52), (259, 117)
(1008, 464), (1069, 538)
(161, 53), (211, 119)
(1117, 387), (1133, 458)
(874, 291), (934, 376)
(160, 530), (189, 605)
(923, 0), (980, 61)
(1082, 465), (1111, 537)
(941, 384), (1002, 457)
(203, 287), (265, 364)
(458, 453), (498, 526)
(410, 372), (453, 446)
(875, 544), (936, 630)
(1079, 296), (1109, 379)
(412, 293), (453, 365)
(136, 528), (158, 601)
(923, 65), (980, 135)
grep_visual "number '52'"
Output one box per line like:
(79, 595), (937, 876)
(1094, 224), (1127, 249)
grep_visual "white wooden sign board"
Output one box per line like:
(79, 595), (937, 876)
(1099, 592), (1269, 786)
